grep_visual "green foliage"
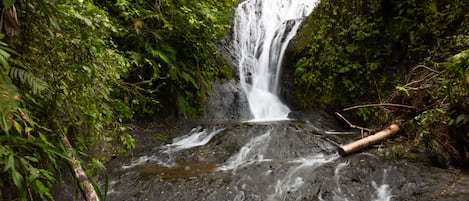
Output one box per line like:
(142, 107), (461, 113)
(0, 33), (66, 201)
(379, 144), (418, 161)
(294, 0), (468, 112)
(414, 109), (447, 143)
(0, 33), (19, 134)
(99, 0), (234, 117)
(12, 0), (136, 153)
(1, 0), (138, 199)
(295, 0), (390, 109)
(2, 0), (16, 8)
(412, 49), (469, 163)
(0, 132), (66, 201)
(2, 0), (236, 199)
(443, 50), (469, 114)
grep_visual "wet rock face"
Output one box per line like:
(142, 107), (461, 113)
(278, 62), (298, 109)
(206, 34), (253, 122)
(204, 80), (251, 121)
(217, 35), (239, 78)
(280, 14), (317, 110)
(277, 19), (301, 110)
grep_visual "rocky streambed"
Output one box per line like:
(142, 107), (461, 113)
(54, 112), (468, 201)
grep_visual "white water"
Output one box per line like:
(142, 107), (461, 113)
(122, 127), (224, 169)
(162, 126), (225, 153)
(218, 130), (272, 171)
(268, 154), (339, 201)
(372, 169), (394, 201)
(234, 0), (318, 121)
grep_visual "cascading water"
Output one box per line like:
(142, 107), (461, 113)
(233, 0), (318, 121)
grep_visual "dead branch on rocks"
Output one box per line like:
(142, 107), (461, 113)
(338, 123), (401, 156)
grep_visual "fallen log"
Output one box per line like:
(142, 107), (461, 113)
(338, 124), (400, 156)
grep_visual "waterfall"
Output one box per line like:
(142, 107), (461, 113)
(233, 0), (318, 121)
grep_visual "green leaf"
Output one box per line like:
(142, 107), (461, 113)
(176, 95), (187, 118)
(74, 13), (93, 27)
(0, 146), (11, 157)
(5, 153), (15, 171)
(338, 66), (350, 73)
(12, 169), (27, 201)
(0, 115), (9, 134)
(38, 180), (54, 200)
(396, 85), (410, 96)
(181, 71), (198, 89)
(345, 44), (358, 53)
(0, 51), (10, 68)
(25, 127), (33, 135)
(13, 120), (22, 134)
(2, 0), (16, 8)
(455, 114), (468, 125)
(23, 155), (38, 163)
(0, 48), (11, 58)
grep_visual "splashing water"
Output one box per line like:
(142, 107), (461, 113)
(268, 154), (339, 201)
(372, 181), (393, 201)
(218, 130), (272, 171)
(122, 127), (224, 169)
(163, 126), (225, 153)
(331, 162), (351, 201)
(233, 0), (318, 121)
(372, 169), (393, 201)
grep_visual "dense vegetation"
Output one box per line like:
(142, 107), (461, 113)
(96, 0), (233, 117)
(294, 0), (468, 165)
(0, 0), (234, 200)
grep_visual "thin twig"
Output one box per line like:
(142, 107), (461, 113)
(335, 112), (353, 127)
(335, 112), (375, 135)
(404, 72), (440, 88)
(412, 64), (442, 74)
(343, 103), (415, 111)
(373, 78), (382, 103)
(406, 86), (431, 91)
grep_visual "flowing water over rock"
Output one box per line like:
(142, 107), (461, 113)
(234, 0), (317, 121)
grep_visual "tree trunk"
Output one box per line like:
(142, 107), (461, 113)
(338, 124), (400, 156)
(61, 133), (100, 201)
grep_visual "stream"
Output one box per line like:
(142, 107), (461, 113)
(55, 0), (468, 200)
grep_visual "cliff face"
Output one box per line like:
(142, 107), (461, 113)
(280, 16), (318, 110)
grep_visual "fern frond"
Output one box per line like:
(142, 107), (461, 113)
(9, 67), (48, 95)
(0, 73), (19, 133)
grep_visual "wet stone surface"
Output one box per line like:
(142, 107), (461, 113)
(54, 115), (469, 201)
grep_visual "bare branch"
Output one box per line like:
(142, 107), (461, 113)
(343, 103), (415, 111)
(335, 112), (375, 134)
(412, 64), (441, 74)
